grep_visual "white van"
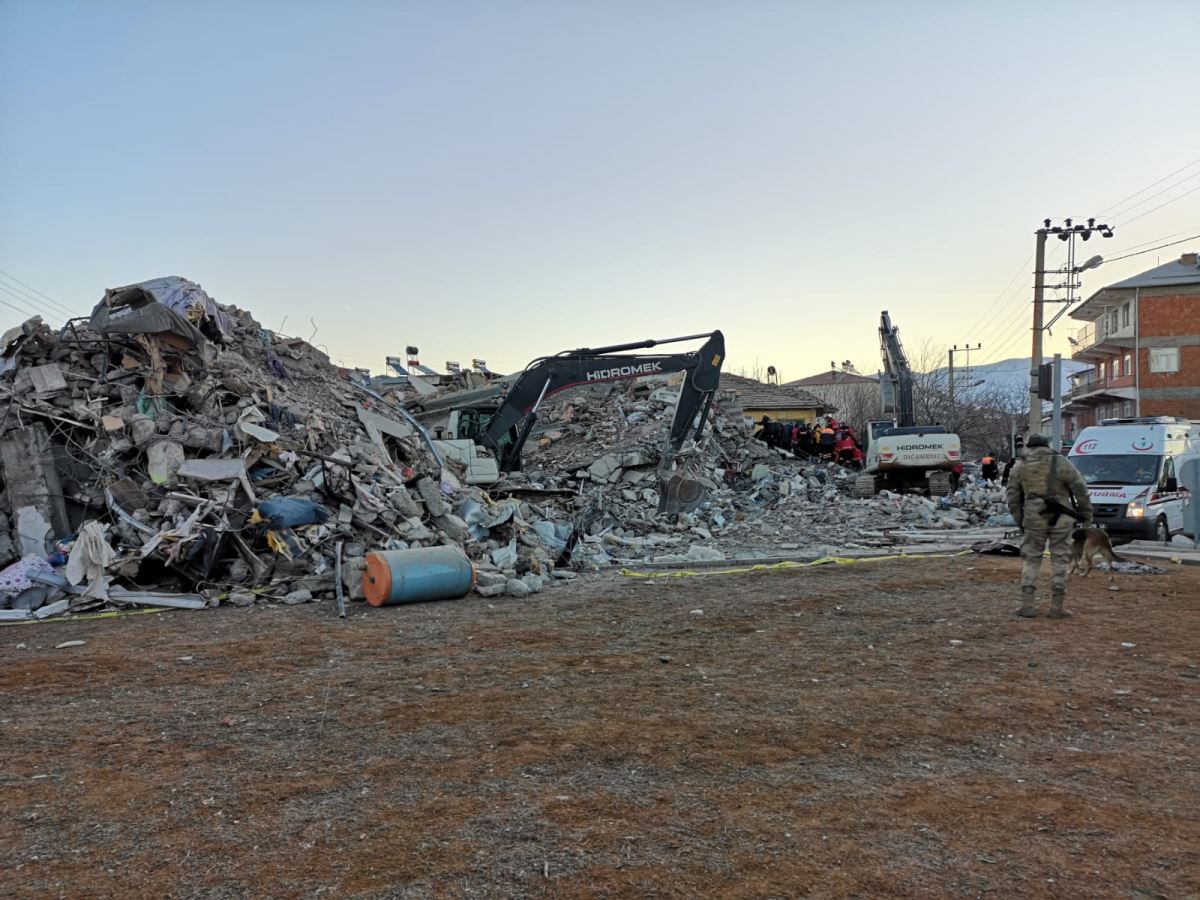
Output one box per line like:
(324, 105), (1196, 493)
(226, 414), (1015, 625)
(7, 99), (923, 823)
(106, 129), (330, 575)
(1067, 417), (1198, 543)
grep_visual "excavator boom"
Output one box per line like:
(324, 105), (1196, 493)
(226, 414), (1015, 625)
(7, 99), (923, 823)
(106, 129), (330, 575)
(481, 331), (725, 473)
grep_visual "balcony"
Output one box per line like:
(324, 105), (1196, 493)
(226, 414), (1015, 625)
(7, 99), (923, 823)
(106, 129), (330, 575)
(1064, 371), (1137, 405)
(1069, 319), (1136, 359)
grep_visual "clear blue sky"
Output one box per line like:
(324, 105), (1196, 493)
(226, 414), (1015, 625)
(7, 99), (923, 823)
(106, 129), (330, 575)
(2, 0), (1198, 378)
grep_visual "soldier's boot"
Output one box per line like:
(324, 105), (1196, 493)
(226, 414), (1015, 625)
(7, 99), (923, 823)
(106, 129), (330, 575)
(1016, 586), (1037, 618)
(1048, 589), (1071, 619)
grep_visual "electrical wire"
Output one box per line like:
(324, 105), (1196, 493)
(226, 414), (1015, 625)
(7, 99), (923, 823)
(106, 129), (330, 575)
(1102, 232), (1200, 264)
(0, 268), (77, 318)
(974, 243), (1067, 363)
(0, 285), (52, 321)
(1097, 154), (1200, 216)
(1117, 183), (1200, 228)
(1105, 168), (1200, 222)
(1098, 225), (1200, 255)
(966, 160), (1200, 372)
(961, 252), (1035, 339)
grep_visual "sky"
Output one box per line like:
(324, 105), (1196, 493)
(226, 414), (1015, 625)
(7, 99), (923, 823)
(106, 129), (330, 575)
(2, 0), (1198, 381)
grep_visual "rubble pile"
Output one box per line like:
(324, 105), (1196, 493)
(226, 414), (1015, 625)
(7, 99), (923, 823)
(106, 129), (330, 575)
(1, 278), (1021, 620)
(0, 278), (572, 619)
(490, 380), (1015, 564)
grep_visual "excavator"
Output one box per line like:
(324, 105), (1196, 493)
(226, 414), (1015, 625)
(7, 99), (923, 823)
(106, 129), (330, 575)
(434, 331), (726, 514)
(852, 311), (961, 498)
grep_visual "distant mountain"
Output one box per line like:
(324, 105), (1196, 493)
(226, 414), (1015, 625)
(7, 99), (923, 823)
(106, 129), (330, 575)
(931, 356), (1088, 399)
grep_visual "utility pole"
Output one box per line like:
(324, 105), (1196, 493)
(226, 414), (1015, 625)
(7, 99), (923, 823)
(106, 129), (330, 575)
(1029, 228), (1048, 434)
(948, 343), (982, 426)
(1029, 218), (1114, 435)
(1050, 353), (1063, 452)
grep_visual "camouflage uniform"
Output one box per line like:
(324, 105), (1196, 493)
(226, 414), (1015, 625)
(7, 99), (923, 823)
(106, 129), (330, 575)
(1005, 444), (1093, 618)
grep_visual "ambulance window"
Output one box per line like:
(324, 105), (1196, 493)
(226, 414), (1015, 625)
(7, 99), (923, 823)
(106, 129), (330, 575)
(1160, 458), (1175, 491)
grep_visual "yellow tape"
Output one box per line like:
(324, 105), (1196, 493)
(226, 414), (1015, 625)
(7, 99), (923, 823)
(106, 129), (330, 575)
(619, 550), (972, 579)
(0, 607), (165, 627)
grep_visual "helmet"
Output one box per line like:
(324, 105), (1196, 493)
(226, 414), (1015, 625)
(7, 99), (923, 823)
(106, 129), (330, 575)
(1026, 433), (1050, 448)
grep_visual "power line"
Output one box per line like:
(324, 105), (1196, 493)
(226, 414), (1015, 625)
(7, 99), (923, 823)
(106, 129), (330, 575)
(0, 287), (53, 322)
(0, 268), (77, 318)
(975, 242), (1067, 361)
(0, 281), (75, 321)
(1097, 154), (1200, 216)
(1100, 224), (1200, 255)
(1107, 168), (1200, 222)
(1102, 232), (1200, 264)
(961, 252), (1035, 340)
(1118, 183), (1200, 228)
(977, 302), (1033, 362)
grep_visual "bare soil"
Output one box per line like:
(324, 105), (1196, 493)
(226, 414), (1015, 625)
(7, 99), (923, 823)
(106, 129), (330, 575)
(2, 554), (1197, 898)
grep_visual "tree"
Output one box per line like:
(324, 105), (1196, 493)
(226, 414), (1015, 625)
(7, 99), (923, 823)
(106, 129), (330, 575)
(902, 339), (1029, 456)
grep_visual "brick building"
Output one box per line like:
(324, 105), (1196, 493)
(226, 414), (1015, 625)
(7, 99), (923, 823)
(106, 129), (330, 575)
(1062, 252), (1200, 438)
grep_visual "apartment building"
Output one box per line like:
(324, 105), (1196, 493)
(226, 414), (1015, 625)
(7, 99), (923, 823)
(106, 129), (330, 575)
(1062, 252), (1200, 438)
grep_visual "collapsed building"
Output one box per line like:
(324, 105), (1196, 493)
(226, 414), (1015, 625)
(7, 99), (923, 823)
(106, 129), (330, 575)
(0, 276), (1011, 620)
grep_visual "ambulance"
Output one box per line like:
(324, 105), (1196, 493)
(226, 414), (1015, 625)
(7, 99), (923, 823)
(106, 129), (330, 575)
(1067, 417), (1198, 543)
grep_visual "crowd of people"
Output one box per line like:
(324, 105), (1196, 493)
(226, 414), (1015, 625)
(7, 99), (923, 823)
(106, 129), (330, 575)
(755, 415), (1018, 486)
(755, 415), (865, 468)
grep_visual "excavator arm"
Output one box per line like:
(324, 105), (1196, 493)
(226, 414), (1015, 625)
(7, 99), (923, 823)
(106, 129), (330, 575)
(480, 331), (726, 480)
(878, 310), (915, 428)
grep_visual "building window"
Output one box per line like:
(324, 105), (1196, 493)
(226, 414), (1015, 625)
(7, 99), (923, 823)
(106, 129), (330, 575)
(1149, 347), (1180, 373)
(1122, 302), (1131, 328)
(1108, 309), (1119, 335)
(1124, 401), (1134, 417)
(1123, 353), (1132, 376)
(1099, 361), (1106, 380)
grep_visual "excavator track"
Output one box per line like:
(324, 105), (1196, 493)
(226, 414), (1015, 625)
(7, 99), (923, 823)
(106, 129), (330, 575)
(852, 474), (878, 499)
(928, 471), (953, 497)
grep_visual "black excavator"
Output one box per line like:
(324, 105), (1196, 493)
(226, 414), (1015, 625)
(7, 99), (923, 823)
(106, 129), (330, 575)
(443, 331), (725, 514)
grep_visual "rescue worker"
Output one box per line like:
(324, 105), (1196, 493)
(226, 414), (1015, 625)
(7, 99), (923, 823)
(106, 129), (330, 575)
(818, 424), (836, 460)
(981, 453), (999, 482)
(1005, 434), (1093, 619)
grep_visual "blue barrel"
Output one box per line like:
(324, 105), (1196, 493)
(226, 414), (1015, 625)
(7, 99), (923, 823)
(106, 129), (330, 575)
(363, 546), (476, 607)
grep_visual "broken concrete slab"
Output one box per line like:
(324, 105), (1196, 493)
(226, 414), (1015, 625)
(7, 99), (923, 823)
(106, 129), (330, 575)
(0, 424), (70, 542)
(588, 454), (622, 481)
(415, 476), (449, 517)
(28, 363), (68, 394)
(146, 440), (186, 485)
(15, 506), (52, 557)
(177, 458), (248, 481)
(238, 421), (280, 443)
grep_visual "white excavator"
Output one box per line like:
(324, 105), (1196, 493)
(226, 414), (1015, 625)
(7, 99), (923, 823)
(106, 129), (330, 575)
(852, 311), (962, 498)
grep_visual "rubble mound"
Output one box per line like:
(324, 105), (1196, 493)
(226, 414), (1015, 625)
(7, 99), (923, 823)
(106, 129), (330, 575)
(0, 279), (564, 618)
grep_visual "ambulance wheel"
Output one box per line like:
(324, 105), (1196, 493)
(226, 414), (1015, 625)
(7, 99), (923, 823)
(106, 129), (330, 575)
(1155, 516), (1171, 544)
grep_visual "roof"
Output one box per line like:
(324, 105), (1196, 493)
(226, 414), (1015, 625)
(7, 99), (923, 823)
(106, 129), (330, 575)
(1106, 254), (1200, 291)
(719, 373), (829, 411)
(785, 369), (878, 387)
(1073, 252), (1200, 320)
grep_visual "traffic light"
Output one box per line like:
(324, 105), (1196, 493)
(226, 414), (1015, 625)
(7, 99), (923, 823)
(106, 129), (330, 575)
(1037, 362), (1055, 401)
(1012, 433), (1025, 457)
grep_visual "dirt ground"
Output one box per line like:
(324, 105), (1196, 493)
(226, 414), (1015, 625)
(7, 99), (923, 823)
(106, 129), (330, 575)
(2, 553), (1197, 899)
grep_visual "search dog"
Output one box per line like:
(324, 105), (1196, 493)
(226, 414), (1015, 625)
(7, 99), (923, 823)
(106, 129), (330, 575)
(1070, 526), (1123, 582)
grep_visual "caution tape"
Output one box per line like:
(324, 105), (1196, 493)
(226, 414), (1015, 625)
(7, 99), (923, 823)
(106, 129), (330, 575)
(619, 550), (973, 579)
(0, 607), (165, 627)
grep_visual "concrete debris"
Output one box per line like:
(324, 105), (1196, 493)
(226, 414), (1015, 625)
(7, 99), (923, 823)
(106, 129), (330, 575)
(0, 276), (583, 620)
(1, 274), (1023, 624)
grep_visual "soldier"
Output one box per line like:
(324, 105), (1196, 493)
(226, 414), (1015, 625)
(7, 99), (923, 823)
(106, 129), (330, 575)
(1005, 433), (1093, 619)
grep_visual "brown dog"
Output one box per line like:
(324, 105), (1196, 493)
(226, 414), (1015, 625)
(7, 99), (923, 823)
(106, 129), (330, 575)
(1071, 527), (1122, 582)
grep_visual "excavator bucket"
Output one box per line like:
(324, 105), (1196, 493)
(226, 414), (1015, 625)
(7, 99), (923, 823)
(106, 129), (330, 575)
(657, 474), (712, 516)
